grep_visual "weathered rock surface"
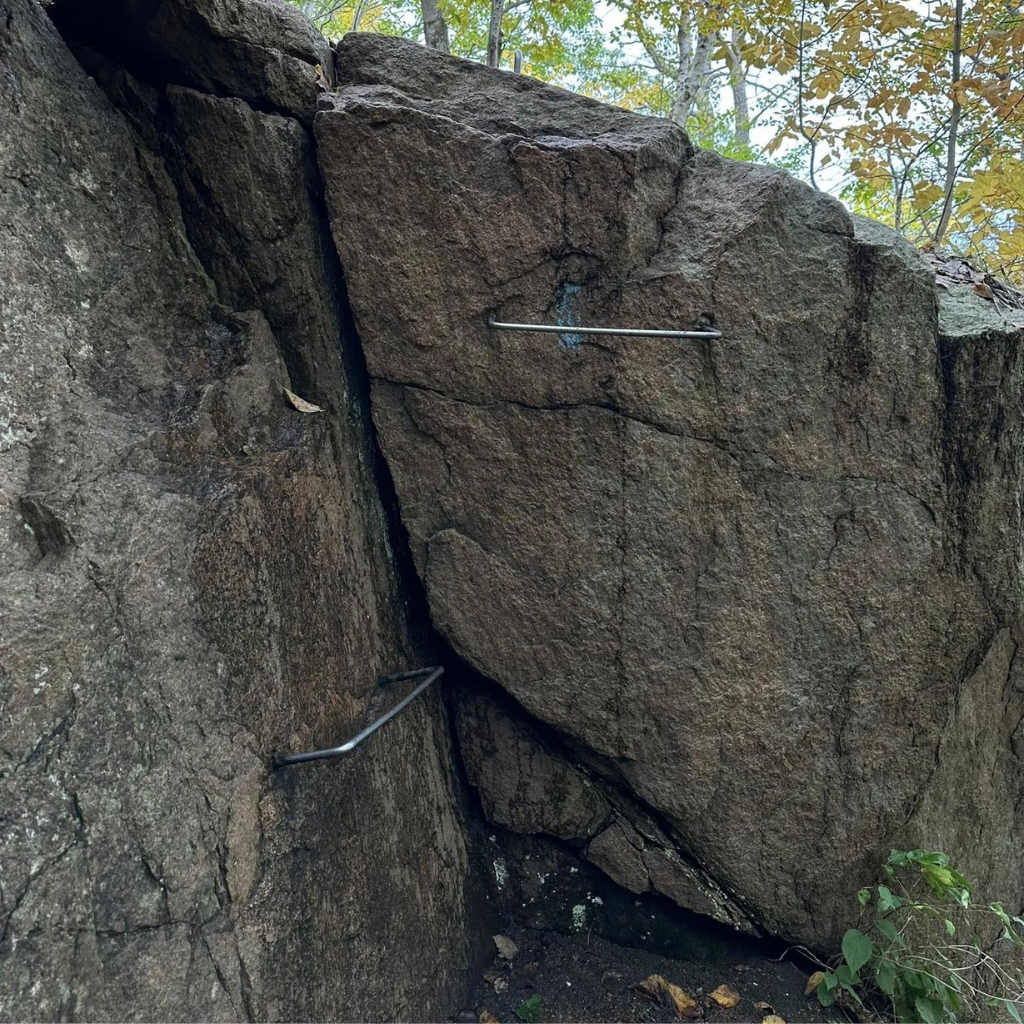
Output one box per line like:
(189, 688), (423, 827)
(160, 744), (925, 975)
(54, 0), (331, 123)
(456, 687), (755, 932)
(1, 3), (481, 1020)
(320, 34), (1024, 947)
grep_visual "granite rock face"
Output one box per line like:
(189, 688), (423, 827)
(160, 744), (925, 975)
(54, 0), (331, 123)
(0, 4), (481, 1020)
(320, 34), (1024, 948)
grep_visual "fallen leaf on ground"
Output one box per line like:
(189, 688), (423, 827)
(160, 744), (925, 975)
(762, 1016), (787, 1023)
(282, 386), (323, 413)
(710, 984), (741, 1008)
(974, 282), (995, 299)
(479, 1012), (499, 1024)
(635, 974), (700, 1019)
(804, 971), (825, 996)
(494, 934), (519, 960)
(753, 1001), (774, 1013)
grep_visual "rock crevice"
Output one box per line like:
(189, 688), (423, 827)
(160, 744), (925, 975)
(1, 3), (484, 1021)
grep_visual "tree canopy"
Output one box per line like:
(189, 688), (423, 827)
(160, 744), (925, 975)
(293, 0), (1024, 283)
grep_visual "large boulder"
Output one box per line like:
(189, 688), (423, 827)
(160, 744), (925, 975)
(0, 4), (481, 1020)
(318, 33), (1024, 947)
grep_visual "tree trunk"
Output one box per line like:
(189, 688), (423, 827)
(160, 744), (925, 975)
(669, 18), (714, 128)
(421, 0), (450, 53)
(935, 0), (963, 244)
(727, 27), (750, 149)
(487, 0), (503, 67)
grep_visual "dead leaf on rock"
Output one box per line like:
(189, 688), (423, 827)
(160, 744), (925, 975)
(762, 1016), (787, 1023)
(483, 968), (509, 991)
(494, 934), (519, 960)
(710, 984), (741, 1008)
(635, 974), (700, 1019)
(752, 1001), (774, 1013)
(973, 282), (995, 299)
(804, 971), (825, 996)
(479, 1012), (499, 1024)
(282, 386), (323, 413)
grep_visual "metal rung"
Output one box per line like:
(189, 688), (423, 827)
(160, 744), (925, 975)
(487, 317), (721, 340)
(271, 666), (444, 768)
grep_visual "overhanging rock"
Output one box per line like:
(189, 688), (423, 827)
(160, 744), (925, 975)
(318, 33), (1024, 948)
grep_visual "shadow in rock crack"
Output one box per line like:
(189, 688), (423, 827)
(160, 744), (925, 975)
(441, 655), (814, 977)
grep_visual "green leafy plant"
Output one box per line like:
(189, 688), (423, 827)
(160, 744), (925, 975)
(817, 850), (1024, 1022)
(514, 994), (543, 1024)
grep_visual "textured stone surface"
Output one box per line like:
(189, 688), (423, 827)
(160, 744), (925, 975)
(53, 0), (330, 123)
(319, 33), (1024, 948)
(455, 689), (609, 841)
(0, 3), (481, 1020)
(455, 688), (755, 932)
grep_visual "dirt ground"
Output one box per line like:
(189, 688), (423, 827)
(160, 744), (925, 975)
(455, 926), (837, 1024)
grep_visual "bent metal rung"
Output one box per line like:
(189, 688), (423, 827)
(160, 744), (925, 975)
(487, 316), (721, 340)
(271, 666), (444, 768)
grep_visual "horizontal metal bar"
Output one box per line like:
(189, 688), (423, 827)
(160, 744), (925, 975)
(487, 317), (721, 340)
(271, 666), (444, 768)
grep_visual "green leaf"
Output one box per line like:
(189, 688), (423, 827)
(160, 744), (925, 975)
(875, 958), (896, 996)
(835, 964), (857, 986)
(816, 974), (836, 1007)
(1006, 998), (1023, 1024)
(842, 928), (874, 975)
(887, 849), (910, 868)
(833, 966), (865, 1006)
(944, 918), (955, 936)
(902, 970), (929, 997)
(914, 995), (945, 1023)
(876, 917), (903, 945)
(877, 884), (902, 913)
(514, 994), (543, 1024)
(858, 887), (872, 906)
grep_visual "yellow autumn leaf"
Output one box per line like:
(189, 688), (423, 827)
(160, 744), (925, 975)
(710, 984), (741, 1008)
(282, 386), (323, 414)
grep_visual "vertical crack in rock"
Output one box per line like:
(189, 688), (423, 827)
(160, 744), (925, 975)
(1, 2), (485, 1020)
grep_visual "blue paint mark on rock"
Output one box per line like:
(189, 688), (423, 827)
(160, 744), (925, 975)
(556, 282), (583, 350)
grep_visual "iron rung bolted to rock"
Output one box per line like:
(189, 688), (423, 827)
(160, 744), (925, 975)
(271, 666), (444, 768)
(486, 316), (721, 340)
